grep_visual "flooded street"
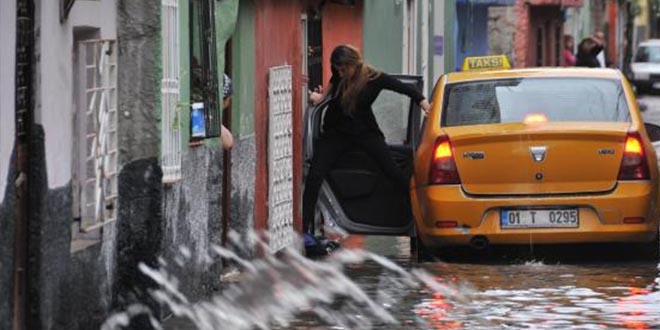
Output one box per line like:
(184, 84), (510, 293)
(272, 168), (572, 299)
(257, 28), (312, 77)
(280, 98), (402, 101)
(156, 235), (660, 330)
(147, 94), (660, 330)
(270, 236), (660, 330)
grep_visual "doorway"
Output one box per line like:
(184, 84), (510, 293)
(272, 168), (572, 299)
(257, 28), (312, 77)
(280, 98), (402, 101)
(528, 6), (563, 67)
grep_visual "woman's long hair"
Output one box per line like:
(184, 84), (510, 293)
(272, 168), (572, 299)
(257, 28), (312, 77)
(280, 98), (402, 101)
(330, 45), (381, 115)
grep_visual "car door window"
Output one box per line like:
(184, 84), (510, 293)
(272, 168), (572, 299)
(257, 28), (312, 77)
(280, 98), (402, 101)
(373, 90), (411, 144)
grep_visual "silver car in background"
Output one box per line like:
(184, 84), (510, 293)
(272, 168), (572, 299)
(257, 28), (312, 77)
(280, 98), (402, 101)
(631, 39), (660, 94)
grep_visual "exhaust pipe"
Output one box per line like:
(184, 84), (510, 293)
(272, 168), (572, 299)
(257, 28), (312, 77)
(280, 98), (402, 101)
(470, 235), (489, 250)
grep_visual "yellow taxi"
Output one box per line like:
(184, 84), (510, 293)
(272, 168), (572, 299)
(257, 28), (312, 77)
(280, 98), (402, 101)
(303, 55), (660, 258)
(412, 55), (660, 255)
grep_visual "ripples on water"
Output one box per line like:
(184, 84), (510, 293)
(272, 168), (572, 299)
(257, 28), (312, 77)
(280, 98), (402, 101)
(102, 233), (660, 330)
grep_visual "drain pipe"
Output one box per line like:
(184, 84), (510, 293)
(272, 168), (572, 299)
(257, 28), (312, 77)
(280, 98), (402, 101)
(13, 0), (34, 330)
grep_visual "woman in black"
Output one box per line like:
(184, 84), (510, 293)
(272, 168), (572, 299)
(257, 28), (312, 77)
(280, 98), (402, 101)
(304, 45), (431, 244)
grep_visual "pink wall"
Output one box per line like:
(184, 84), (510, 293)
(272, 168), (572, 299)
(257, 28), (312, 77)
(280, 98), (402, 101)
(254, 0), (304, 234)
(322, 2), (363, 85)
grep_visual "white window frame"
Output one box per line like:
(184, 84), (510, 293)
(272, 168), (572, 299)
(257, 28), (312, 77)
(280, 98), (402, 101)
(77, 39), (118, 233)
(161, 0), (182, 183)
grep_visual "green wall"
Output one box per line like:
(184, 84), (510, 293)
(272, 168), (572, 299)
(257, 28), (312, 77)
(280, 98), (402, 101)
(232, 0), (255, 136)
(216, 0), (239, 100)
(444, 0), (456, 74)
(363, 0), (404, 73)
(179, 0), (191, 143)
(179, 0), (239, 145)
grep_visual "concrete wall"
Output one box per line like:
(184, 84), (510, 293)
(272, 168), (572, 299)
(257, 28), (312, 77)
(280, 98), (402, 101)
(489, 6), (517, 65)
(113, 1), (166, 327)
(0, 4), (16, 327)
(0, 1), (16, 205)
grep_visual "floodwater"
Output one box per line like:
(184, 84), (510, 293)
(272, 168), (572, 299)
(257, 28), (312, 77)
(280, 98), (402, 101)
(104, 235), (660, 330)
(274, 236), (660, 330)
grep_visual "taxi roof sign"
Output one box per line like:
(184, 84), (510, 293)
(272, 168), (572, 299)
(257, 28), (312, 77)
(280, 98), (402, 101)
(461, 55), (511, 71)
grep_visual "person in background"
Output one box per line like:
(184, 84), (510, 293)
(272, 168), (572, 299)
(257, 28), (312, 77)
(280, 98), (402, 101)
(304, 44), (431, 257)
(591, 31), (614, 68)
(563, 34), (576, 67)
(576, 37), (601, 68)
(221, 73), (234, 151)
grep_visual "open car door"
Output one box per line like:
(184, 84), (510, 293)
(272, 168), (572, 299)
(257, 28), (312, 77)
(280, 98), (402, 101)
(303, 75), (424, 235)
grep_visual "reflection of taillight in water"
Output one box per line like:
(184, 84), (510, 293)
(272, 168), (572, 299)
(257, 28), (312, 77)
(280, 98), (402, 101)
(618, 132), (650, 181)
(429, 136), (461, 185)
(616, 287), (652, 330)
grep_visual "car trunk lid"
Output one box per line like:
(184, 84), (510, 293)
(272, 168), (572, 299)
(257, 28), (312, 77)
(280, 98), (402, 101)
(445, 122), (631, 195)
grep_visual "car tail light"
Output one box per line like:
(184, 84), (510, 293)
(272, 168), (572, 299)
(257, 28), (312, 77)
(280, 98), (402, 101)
(617, 132), (650, 180)
(429, 135), (461, 184)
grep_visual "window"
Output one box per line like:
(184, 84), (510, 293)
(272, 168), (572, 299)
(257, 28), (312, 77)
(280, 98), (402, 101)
(189, 0), (221, 141)
(635, 45), (660, 63)
(73, 39), (118, 235)
(442, 78), (630, 127)
(161, 0), (182, 182)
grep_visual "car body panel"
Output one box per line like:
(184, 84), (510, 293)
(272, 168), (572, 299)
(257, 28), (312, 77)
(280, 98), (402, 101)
(414, 183), (658, 247)
(412, 67), (660, 247)
(445, 123), (630, 195)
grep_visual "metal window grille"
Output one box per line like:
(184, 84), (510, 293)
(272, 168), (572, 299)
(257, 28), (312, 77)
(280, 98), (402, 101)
(79, 40), (118, 232)
(268, 66), (294, 252)
(162, 0), (182, 182)
(189, 0), (220, 139)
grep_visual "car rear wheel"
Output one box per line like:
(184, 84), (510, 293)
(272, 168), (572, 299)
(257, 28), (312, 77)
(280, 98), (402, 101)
(410, 229), (434, 262)
(637, 233), (660, 260)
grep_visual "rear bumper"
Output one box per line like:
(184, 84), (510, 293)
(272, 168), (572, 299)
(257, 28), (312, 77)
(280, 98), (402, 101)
(412, 182), (660, 248)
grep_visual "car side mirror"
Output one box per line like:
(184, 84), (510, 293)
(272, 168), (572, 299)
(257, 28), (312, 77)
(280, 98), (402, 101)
(644, 122), (660, 142)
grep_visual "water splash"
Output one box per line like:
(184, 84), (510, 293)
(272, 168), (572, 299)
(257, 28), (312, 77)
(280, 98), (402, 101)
(101, 233), (467, 330)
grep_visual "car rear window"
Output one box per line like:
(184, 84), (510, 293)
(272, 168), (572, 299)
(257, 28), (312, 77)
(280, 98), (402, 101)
(442, 78), (630, 126)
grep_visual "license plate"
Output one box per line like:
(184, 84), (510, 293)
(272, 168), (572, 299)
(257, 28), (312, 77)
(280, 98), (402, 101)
(500, 209), (579, 229)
